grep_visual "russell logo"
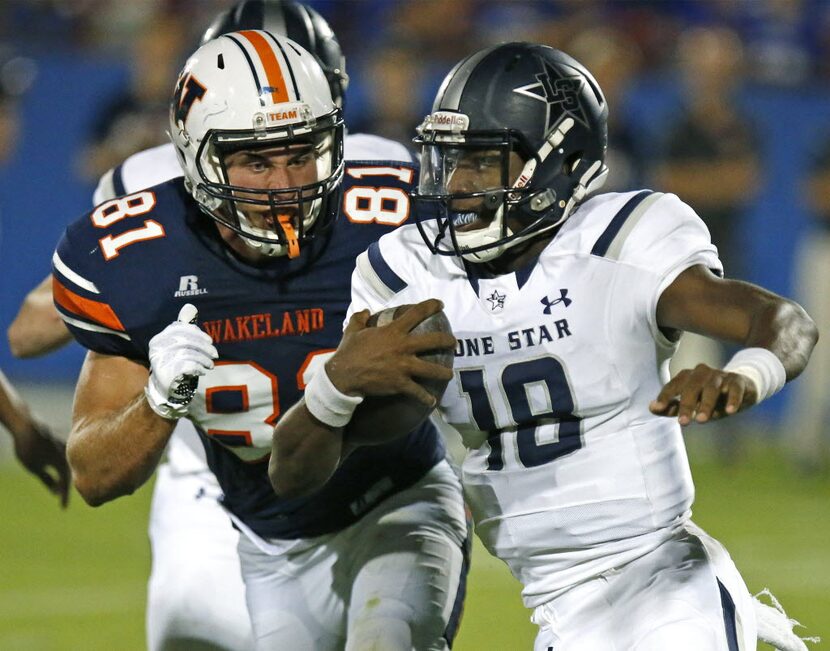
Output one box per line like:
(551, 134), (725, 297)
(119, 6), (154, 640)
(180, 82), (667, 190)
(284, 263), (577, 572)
(174, 275), (208, 298)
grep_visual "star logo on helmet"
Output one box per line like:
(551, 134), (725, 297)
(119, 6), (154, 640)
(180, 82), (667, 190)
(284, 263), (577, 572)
(513, 62), (589, 131)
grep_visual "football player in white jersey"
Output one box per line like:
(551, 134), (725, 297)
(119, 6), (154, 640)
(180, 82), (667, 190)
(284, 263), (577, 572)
(7, 3), (416, 651)
(269, 43), (818, 650)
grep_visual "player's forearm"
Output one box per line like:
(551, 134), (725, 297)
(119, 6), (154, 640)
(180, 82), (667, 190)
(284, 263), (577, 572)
(269, 400), (345, 499)
(0, 371), (34, 438)
(8, 311), (72, 358)
(743, 298), (818, 381)
(68, 395), (175, 506)
(8, 274), (73, 358)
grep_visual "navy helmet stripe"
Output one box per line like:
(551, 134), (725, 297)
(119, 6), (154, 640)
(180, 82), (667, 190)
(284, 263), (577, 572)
(367, 242), (407, 293)
(717, 579), (740, 651)
(590, 190), (653, 257)
(111, 163), (126, 197)
(225, 34), (266, 106)
(436, 46), (496, 111)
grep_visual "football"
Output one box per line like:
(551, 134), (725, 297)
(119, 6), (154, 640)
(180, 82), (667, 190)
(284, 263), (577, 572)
(346, 304), (454, 445)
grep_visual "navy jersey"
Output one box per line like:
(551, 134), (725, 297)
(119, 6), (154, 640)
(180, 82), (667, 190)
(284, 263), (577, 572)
(53, 162), (444, 539)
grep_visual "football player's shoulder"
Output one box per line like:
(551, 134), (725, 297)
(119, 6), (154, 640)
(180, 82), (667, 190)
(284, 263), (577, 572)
(553, 190), (648, 256)
(344, 132), (415, 163)
(93, 143), (182, 204)
(353, 223), (434, 301)
(61, 178), (192, 278)
(579, 189), (718, 275)
(338, 160), (420, 243)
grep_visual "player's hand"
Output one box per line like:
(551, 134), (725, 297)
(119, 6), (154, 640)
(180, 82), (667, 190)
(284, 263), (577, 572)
(12, 420), (70, 508)
(649, 363), (759, 425)
(326, 299), (456, 407)
(145, 304), (218, 419)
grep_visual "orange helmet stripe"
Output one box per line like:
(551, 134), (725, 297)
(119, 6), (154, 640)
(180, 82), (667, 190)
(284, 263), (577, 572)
(52, 276), (126, 332)
(238, 30), (290, 104)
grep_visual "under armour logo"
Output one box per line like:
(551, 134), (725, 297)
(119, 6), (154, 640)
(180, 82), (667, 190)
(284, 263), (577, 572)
(541, 289), (571, 314)
(486, 290), (506, 311)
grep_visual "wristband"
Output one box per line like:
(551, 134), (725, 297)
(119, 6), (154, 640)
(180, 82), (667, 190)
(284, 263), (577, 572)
(723, 347), (786, 404)
(304, 365), (364, 428)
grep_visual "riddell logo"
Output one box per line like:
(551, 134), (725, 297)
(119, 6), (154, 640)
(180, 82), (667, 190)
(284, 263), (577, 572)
(427, 111), (469, 131)
(174, 275), (208, 298)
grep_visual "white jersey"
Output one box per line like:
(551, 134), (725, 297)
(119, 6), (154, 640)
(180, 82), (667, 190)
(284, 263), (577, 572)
(348, 190), (723, 607)
(93, 133), (414, 475)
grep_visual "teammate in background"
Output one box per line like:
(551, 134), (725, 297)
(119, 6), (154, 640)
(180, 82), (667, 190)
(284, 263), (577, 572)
(55, 31), (466, 651)
(0, 369), (69, 506)
(8, 3), (419, 650)
(789, 138), (830, 471)
(272, 43), (818, 649)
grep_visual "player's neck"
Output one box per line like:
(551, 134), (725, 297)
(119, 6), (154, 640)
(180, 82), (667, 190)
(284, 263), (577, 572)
(217, 225), (274, 265)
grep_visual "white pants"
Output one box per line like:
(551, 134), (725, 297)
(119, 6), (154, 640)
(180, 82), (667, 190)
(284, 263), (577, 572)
(531, 523), (756, 651)
(237, 460), (468, 651)
(147, 464), (254, 651)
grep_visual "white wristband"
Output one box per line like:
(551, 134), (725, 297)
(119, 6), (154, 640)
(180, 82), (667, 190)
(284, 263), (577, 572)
(303, 365), (364, 428)
(723, 347), (786, 404)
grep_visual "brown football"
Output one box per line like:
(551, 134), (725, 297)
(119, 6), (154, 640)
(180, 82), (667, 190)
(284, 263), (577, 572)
(346, 304), (454, 445)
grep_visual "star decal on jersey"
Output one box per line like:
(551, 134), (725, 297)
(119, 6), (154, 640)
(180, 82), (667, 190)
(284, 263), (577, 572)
(513, 61), (589, 131)
(541, 289), (571, 314)
(486, 290), (507, 312)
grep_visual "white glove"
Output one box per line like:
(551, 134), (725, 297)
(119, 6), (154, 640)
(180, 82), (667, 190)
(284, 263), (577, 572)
(145, 304), (218, 419)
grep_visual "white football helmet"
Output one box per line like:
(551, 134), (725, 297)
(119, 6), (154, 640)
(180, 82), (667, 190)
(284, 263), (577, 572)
(169, 30), (345, 257)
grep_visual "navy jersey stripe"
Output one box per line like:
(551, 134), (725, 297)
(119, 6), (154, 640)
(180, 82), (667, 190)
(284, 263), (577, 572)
(367, 242), (407, 293)
(112, 163), (126, 197)
(717, 579), (740, 651)
(443, 533), (470, 647)
(225, 34), (266, 106)
(590, 190), (653, 257)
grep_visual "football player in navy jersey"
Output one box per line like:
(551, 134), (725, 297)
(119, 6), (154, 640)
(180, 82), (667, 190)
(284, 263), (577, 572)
(272, 43), (819, 650)
(52, 30), (466, 651)
(10, 3), (423, 650)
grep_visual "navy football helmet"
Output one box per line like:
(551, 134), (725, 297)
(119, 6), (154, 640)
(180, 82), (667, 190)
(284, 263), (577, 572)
(414, 42), (608, 263)
(201, 0), (349, 108)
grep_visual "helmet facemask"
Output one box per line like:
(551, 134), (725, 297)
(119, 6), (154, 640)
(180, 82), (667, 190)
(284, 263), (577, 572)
(190, 111), (344, 258)
(414, 119), (605, 264)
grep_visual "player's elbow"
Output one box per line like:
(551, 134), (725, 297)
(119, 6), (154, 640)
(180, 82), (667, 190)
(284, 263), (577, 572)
(67, 441), (134, 507)
(7, 319), (35, 358)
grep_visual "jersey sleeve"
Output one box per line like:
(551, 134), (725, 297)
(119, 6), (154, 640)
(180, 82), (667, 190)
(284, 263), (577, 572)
(611, 192), (723, 338)
(51, 227), (143, 360)
(346, 230), (415, 329)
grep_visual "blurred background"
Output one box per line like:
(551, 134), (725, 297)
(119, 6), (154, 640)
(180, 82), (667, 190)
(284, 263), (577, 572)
(0, 0), (828, 649)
